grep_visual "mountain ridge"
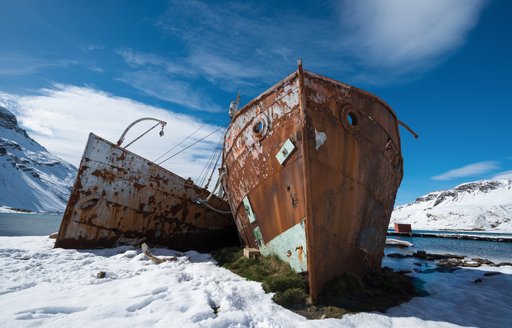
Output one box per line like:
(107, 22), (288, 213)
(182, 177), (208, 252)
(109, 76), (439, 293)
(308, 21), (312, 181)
(391, 179), (512, 232)
(0, 106), (76, 212)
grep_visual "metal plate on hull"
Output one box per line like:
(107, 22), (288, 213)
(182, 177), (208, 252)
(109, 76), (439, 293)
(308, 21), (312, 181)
(55, 133), (239, 251)
(223, 68), (403, 302)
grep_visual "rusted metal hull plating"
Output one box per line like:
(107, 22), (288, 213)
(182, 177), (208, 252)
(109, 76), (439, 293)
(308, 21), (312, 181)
(55, 133), (239, 251)
(222, 68), (403, 302)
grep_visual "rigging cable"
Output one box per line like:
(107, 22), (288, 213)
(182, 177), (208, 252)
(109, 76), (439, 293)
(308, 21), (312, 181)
(196, 143), (219, 186)
(123, 121), (162, 149)
(153, 111), (225, 163)
(197, 133), (224, 187)
(204, 141), (223, 190)
(157, 126), (224, 165)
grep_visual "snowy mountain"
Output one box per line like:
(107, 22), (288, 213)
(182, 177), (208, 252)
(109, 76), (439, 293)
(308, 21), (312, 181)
(0, 106), (76, 212)
(391, 179), (512, 232)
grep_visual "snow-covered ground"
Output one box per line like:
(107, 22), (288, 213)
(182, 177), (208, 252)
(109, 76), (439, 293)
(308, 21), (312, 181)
(391, 179), (512, 232)
(0, 236), (510, 327)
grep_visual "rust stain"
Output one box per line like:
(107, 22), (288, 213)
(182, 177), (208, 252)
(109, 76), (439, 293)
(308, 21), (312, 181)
(296, 245), (303, 264)
(222, 68), (403, 302)
(55, 133), (239, 252)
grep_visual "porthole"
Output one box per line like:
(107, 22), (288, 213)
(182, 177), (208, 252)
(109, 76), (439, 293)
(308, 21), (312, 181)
(347, 111), (358, 126)
(339, 104), (361, 132)
(253, 121), (264, 134)
(251, 114), (268, 140)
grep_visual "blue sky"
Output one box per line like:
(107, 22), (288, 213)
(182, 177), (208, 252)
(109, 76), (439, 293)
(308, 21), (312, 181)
(0, 0), (511, 205)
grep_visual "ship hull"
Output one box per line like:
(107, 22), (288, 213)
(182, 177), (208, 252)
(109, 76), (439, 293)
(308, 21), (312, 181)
(222, 68), (403, 301)
(55, 133), (239, 251)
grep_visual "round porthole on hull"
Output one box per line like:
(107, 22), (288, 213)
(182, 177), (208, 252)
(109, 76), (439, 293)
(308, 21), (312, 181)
(251, 113), (269, 140)
(339, 103), (361, 132)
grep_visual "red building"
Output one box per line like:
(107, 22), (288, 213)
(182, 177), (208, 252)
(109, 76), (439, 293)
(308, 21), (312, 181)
(394, 223), (412, 234)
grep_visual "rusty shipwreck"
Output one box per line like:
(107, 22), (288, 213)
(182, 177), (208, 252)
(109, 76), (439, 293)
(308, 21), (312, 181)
(221, 61), (410, 301)
(55, 132), (239, 251)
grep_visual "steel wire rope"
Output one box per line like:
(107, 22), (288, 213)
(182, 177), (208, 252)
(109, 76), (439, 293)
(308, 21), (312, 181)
(153, 110), (225, 163)
(196, 142), (220, 186)
(196, 136), (224, 187)
(157, 126), (225, 165)
(123, 122), (162, 149)
(203, 141), (223, 190)
(200, 133), (225, 185)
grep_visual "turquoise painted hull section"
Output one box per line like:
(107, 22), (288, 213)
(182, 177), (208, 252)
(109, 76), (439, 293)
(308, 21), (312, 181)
(258, 220), (308, 273)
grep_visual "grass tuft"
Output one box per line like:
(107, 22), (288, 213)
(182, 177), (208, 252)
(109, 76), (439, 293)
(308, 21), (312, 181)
(211, 247), (427, 320)
(272, 288), (308, 309)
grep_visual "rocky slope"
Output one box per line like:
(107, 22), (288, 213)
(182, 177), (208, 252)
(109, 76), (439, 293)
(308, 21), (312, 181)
(391, 179), (512, 232)
(0, 106), (76, 212)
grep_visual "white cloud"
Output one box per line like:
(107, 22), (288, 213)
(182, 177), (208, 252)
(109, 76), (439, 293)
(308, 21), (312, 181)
(117, 49), (190, 76)
(118, 70), (222, 112)
(1, 85), (225, 183)
(492, 170), (512, 180)
(151, 0), (487, 87)
(432, 161), (499, 181)
(339, 0), (486, 71)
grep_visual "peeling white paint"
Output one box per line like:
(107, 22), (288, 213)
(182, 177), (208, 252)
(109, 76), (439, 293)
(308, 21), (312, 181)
(315, 129), (327, 150)
(309, 91), (329, 104)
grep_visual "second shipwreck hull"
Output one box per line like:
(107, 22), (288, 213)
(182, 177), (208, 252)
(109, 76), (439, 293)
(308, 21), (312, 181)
(222, 64), (403, 301)
(55, 133), (239, 251)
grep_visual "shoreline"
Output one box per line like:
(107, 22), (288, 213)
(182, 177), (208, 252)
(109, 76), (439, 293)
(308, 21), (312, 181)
(387, 231), (512, 243)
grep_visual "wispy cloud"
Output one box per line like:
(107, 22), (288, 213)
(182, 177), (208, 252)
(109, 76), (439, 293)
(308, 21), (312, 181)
(432, 161), (500, 181)
(338, 0), (487, 72)
(150, 0), (487, 88)
(117, 49), (230, 111)
(118, 70), (222, 112)
(492, 170), (512, 180)
(118, 49), (191, 76)
(0, 54), (78, 77)
(0, 86), (225, 181)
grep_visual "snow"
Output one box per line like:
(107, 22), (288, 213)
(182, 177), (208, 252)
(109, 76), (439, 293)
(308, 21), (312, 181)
(1, 236), (511, 327)
(392, 179), (512, 232)
(0, 108), (76, 212)
(0, 206), (31, 213)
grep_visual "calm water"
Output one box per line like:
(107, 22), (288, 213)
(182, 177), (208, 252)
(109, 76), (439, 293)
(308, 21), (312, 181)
(386, 234), (512, 263)
(0, 212), (62, 236)
(1, 213), (511, 262)
(389, 229), (512, 238)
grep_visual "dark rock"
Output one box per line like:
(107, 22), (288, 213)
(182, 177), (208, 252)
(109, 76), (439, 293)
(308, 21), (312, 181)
(413, 251), (427, 259)
(414, 251), (465, 260)
(211, 305), (220, 315)
(433, 191), (457, 207)
(0, 106), (18, 130)
(474, 278), (482, 284)
(471, 258), (495, 266)
(437, 258), (464, 268)
(413, 262), (423, 267)
(49, 232), (58, 239)
(497, 262), (512, 267)
(483, 272), (502, 277)
(462, 261), (480, 267)
(387, 253), (411, 259)
(96, 271), (106, 279)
